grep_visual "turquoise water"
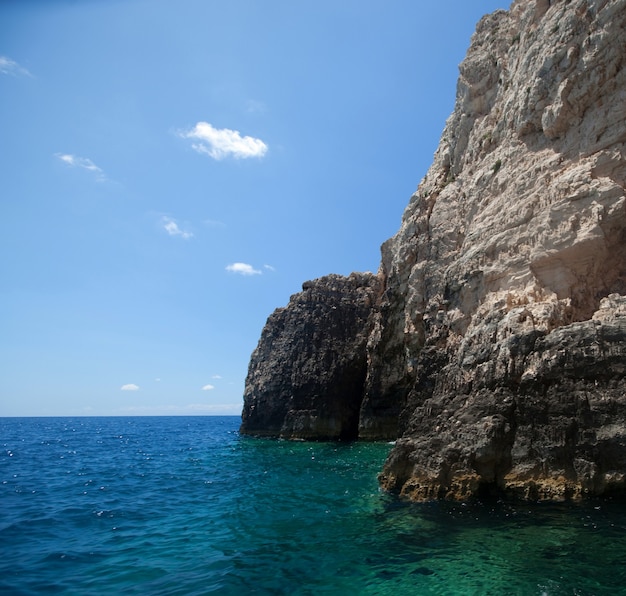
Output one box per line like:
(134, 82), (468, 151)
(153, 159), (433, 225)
(2, 416), (626, 595)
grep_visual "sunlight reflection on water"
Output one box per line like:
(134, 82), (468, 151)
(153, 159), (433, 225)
(1, 416), (626, 595)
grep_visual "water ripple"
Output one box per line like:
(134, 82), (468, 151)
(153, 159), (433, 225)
(2, 417), (626, 594)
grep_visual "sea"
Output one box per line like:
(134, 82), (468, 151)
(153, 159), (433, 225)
(2, 416), (626, 595)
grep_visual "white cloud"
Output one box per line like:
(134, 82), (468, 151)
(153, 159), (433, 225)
(0, 56), (32, 77)
(202, 384), (215, 391)
(263, 264), (276, 272)
(204, 219), (226, 228)
(246, 99), (267, 114)
(226, 262), (262, 276)
(56, 153), (106, 181)
(121, 383), (140, 391)
(162, 216), (193, 239)
(212, 375), (223, 379)
(179, 121), (268, 160)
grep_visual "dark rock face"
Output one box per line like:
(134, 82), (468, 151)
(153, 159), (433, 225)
(240, 273), (382, 440)
(379, 295), (626, 501)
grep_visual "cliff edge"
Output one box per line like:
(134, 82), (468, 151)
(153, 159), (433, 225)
(241, 0), (626, 502)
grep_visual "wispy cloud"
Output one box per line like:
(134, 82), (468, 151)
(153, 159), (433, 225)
(179, 122), (268, 160)
(0, 56), (32, 77)
(121, 383), (140, 391)
(263, 264), (276, 272)
(201, 384), (215, 391)
(211, 375), (223, 379)
(162, 216), (193, 239)
(226, 262), (262, 276)
(204, 218), (226, 229)
(56, 153), (106, 182)
(246, 99), (267, 114)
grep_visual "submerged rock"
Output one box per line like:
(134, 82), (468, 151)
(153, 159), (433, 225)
(241, 0), (626, 502)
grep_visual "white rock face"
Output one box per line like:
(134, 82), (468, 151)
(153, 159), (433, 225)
(374, 0), (626, 500)
(386, 0), (625, 328)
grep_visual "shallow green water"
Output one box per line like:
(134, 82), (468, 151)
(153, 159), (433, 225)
(2, 416), (625, 595)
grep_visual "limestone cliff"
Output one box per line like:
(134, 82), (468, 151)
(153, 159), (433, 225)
(241, 0), (626, 501)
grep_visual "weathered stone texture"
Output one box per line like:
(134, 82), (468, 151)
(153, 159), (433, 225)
(378, 0), (626, 501)
(240, 273), (382, 440)
(241, 0), (626, 501)
(379, 295), (626, 501)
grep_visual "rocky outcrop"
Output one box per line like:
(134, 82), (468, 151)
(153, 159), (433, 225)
(375, 0), (626, 501)
(241, 0), (626, 501)
(240, 273), (382, 440)
(379, 294), (626, 501)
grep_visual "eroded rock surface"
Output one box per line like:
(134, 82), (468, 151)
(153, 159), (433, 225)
(379, 294), (626, 501)
(240, 273), (381, 440)
(375, 0), (626, 501)
(242, 0), (626, 501)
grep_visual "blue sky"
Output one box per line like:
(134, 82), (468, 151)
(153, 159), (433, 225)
(1, 0), (508, 417)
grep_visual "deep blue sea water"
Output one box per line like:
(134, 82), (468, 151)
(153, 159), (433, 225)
(2, 416), (626, 595)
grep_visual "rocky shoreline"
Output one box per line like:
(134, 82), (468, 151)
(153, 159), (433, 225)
(241, 0), (626, 502)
